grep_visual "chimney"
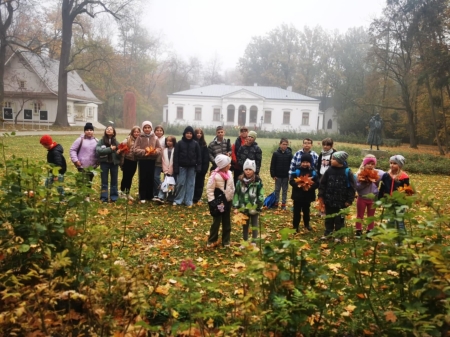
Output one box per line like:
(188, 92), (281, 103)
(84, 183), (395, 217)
(254, 83), (257, 86)
(287, 86), (292, 92)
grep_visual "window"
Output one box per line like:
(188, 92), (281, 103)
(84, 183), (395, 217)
(227, 104), (235, 122)
(67, 105), (71, 115)
(87, 107), (94, 117)
(249, 106), (258, 123)
(33, 103), (41, 114)
(195, 107), (202, 120)
(3, 101), (12, 108)
(302, 112), (309, 125)
(19, 81), (26, 89)
(264, 110), (272, 124)
(213, 108), (220, 121)
(177, 106), (183, 119)
(327, 119), (333, 129)
(283, 111), (290, 124)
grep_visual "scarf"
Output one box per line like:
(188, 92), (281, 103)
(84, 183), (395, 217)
(240, 174), (256, 193)
(163, 147), (174, 170)
(212, 167), (230, 181)
(321, 148), (334, 156)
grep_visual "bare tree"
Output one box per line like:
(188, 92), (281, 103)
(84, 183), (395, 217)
(54, 0), (134, 127)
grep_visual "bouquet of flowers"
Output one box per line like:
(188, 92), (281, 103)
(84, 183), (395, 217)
(294, 175), (314, 191)
(357, 168), (379, 183)
(118, 143), (129, 154)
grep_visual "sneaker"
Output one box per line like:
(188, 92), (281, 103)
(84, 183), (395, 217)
(320, 236), (328, 241)
(281, 204), (286, 210)
(127, 195), (134, 201)
(84, 197), (90, 202)
(223, 243), (230, 248)
(305, 225), (312, 231)
(334, 238), (342, 243)
(172, 202), (177, 206)
(118, 191), (126, 199)
(152, 197), (159, 201)
(355, 230), (363, 238)
(365, 230), (372, 240)
(140, 200), (146, 204)
(155, 198), (164, 204)
(186, 205), (192, 208)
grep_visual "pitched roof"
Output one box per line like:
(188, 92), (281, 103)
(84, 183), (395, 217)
(171, 84), (318, 101)
(8, 49), (102, 104)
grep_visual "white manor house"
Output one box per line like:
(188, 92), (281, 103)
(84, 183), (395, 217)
(164, 84), (338, 133)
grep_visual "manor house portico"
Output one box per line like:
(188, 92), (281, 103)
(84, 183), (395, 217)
(164, 84), (333, 133)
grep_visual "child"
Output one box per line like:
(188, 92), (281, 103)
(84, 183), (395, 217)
(119, 126), (140, 200)
(379, 155), (410, 233)
(289, 138), (319, 178)
(206, 154), (235, 247)
(193, 128), (210, 204)
(153, 125), (166, 200)
(355, 155), (384, 237)
(233, 159), (265, 248)
(40, 135), (67, 195)
(318, 151), (356, 240)
(155, 136), (177, 203)
(173, 126), (201, 207)
(208, 126), (232, 171)
(289, 153), (319, 232)
(316, 138), (336, 180)
(96, 126), (120, 203)
(231, 127), (248, 186)
(270, 138), (293, 210)
(236, 131), (262, 174)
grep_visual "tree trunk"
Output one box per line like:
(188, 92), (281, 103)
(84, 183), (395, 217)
(424, 75), (445, 155)
(54, 0), (72, 127)
(0, 41), (7, 119)
(440, 88), (449, 153)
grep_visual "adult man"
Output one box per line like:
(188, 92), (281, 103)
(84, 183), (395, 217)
(231, 126), (248, 185)
(208, 126), (232, 170)
(289, 138), (319, 178)
(236, 130), (262, 175)
(367, 113), (383, 150)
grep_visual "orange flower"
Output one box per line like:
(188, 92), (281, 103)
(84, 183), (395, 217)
(398, 184), (414, 196)
(117, 143), (129, 154)
(357, 168), (379, 183)
(294, 175), (314, 191)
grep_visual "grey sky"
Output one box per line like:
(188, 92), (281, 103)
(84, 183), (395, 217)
(144, 0), (385, 70)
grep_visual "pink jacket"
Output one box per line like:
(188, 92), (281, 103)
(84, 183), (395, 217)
(162, 147), (174, 175)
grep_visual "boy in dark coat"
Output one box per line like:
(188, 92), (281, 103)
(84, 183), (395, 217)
(318, 151), (356, 241)
(289, 153), (318, 232)
(236, 131), (262, 175)
(40, 134), (67, 194)
(270, 138), (293, 210)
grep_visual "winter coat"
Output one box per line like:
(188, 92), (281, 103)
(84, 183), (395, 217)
(270, 147), (293, 178)
(155, 136), (166, 167)
(316, 149), (337, 179)
(356, 169), (384, 199)
(70, 134), (98, 168)
(206, 170), (235, 202)
(318, 166), (356, 208)
(232, 175), (265, 212)
(289, 150), (319, 176)
(208, 137), (232, 165)
(199, 144), (210, 175)
(289, 167), (319, 202)
(133, 133), (161, 161)
(161, 148), (175, 176)
(236, 142), (263, 174)
(232, 136), (246, 169)
(173, 137), (201, 174)
(96, 138), (120, 165)
(47, 144), (67, 175)
(119, 136), (137, 161)
(378, 171), (410, 198)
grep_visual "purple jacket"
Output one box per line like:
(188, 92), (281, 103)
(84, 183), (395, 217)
(70, 134), (98, 168)
(356, 169), (385, 199)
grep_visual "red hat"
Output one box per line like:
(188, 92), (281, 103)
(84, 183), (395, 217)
(40, 134), (53, 146)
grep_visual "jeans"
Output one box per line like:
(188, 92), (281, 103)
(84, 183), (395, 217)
(274, 177), (288, 204)
(293, 200), (311, 231)
(208, 201), (231, 246)
(100, 162), (118, 202)
(356, 197), (376, 231)
(45, 174), (65, 195)
(243, 214), (259, 242)
(174, 167), (196, 206)
(120, 158), (137, 193)
(324, 206), (345, 236)
(153, 165), (162, 197)
(193, 172), (207, 202)
(138, 160), (155, 201)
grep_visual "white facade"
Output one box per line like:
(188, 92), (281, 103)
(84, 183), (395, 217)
(165, 85), (323, 133)
(318, 107), (338, 134)
(3, 49), (101, 126)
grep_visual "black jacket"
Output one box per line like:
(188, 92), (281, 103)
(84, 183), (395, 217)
(270, 147), (293, 178)
(173, 137), (201, 174)
(47, 144), (67, 174)
(198, 143), (210, 175)
(289, 167), (318, 202)
(236, 142), (262, 174)
(318, 166), (356, 208)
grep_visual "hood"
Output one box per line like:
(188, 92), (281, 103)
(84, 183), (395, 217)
(278, 146), (292, 155)
(52, 144), (64, 154)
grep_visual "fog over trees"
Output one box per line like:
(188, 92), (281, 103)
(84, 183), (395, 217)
(2, 0), (450, 150)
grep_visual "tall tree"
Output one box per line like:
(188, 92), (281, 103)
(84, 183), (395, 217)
(0, 0), (16, 111)
(54, 0), (133, 126)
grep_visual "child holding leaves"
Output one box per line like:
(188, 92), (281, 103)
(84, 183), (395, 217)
(355, 155), (385, 237)
(289, 153), (319, 232)
(233, 159), (265, 248)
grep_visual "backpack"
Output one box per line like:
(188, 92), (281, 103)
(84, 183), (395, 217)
(344, 167), (352, 187)
(263, 191), (276, 208)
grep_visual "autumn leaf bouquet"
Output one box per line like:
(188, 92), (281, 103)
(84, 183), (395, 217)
(357, 168), (379, 183)
(294, 175), (314, 191)
(145, 146), (157, 156)
(398, 184), (414, 196)
(117, 143), (130, 154)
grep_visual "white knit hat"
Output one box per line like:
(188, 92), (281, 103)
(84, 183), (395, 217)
(243, 159), (256, 171)
(215, 154), (231, 169)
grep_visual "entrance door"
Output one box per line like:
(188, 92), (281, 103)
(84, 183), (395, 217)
(238, 105), (246, 126)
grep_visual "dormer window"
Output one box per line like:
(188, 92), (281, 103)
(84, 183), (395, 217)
(19, 81), (26, 89)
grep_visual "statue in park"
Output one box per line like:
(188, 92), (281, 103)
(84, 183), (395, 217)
(367, 113), (383, 150)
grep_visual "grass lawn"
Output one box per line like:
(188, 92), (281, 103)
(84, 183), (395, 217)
(1, 133), (450, 335)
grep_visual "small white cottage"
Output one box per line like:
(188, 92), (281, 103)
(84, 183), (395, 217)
(165, 84), (327, 132)
(3, 48), (101, 126)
